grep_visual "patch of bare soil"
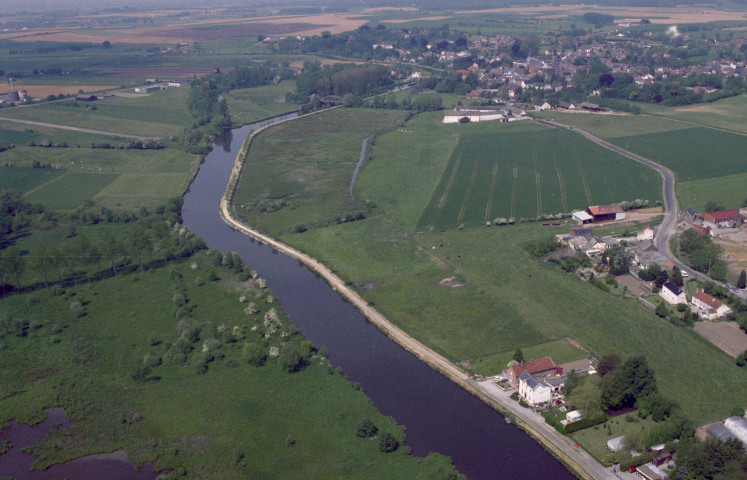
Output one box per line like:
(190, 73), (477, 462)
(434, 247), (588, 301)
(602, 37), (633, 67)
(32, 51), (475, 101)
(694, 321), (747, 357)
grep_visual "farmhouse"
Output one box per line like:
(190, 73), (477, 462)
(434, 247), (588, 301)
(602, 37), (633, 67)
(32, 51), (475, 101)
(586, 204), (625, 223)
(660, 282), (686, 305)
(75, 94), (97, 102)
(442, 105), (527, 124)
(557, 101), (576, 110)
(690, 291), (732, 320)
(503, 357), (563, 388)
(698, 209), (743, 228)
(580, 101), (603, 111)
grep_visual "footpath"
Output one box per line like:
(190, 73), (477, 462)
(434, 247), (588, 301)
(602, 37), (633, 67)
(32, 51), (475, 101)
(217, 113), (615, 480)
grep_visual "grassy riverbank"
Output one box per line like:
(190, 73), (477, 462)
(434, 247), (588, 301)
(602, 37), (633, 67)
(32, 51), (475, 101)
(0, 218), (462, 479)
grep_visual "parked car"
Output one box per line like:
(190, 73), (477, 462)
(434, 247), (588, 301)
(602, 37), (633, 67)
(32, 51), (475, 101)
(681, 270), (689, 278)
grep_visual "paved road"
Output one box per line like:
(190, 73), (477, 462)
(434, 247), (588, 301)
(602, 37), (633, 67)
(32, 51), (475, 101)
(0, 116), (162, 141)
(535, 118), (713, 284)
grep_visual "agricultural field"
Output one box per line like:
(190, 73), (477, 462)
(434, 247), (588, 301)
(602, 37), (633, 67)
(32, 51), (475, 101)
(23, 172), (119, 210)
(0, 87), (192, 138)
(641, 94), (747, 135)
(417, 122), (661, 231)
(677, 173), (747, 213)
(224, 81), (298, 126)
(0, 145), (196, 210)
(260, 108), (746, 424)
(0, 167), (64, 193)
(535, 112), (747, 181)
(233, 108), (405, 236)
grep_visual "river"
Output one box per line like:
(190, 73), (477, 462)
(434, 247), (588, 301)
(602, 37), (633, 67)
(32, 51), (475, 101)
(180, 115), (578, 480)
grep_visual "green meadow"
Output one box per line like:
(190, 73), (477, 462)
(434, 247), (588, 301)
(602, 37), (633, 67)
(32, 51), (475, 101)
(0, 87), (192, 137)
(241, 108), (746, 424)
(233, 108), (404, 236)
(224, 81), (299, 126)
(0, 167), (64, 193)
(23, 172), (119, 210)
(0, 245), (459, 479)
(535, 111), (747, 182)
(641, 93), (747, 135)
(677, 173), (747, 212)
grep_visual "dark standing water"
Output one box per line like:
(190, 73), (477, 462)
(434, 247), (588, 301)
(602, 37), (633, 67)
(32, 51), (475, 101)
(0, 409), (159, 480)
(181, 116), (578, 480)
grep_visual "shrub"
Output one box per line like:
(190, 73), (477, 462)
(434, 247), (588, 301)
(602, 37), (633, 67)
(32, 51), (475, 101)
(356, 419), (378, 438)
(243, 342), (267, 366)
(278, 343), (304, 373)
(143, 354), (162, 368)
(163, 348), (187, 365)
(378, 431), (399, 453)
(736, 350), (747, 367)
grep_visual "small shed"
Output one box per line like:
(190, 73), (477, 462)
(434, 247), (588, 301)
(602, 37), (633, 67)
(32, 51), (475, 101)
(607, 435), (625, 452)
(566, 410), (583, 423)
(573, 211), (593, 225)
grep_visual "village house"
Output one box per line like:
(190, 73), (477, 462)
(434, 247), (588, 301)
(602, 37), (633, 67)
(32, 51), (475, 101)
(660, 281), (686, 305)
(677, 207), (696, 229)
(690, 291), (732, 320)
(503, 357), (563, 389)
(518, 371), (564, 406)
(637, 225), (654, 241)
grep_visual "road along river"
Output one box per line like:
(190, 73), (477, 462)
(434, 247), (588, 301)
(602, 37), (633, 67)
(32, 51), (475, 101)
(181, 115), (581, 480)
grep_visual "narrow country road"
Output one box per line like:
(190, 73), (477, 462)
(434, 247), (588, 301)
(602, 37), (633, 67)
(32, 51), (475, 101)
(0, 116), (162, 141)
(218, 114), (609, 480)
(535, 118), (714, 284)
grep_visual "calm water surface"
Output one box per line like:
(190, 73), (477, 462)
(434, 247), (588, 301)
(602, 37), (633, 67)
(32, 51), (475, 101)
(180, 116), (578, 480)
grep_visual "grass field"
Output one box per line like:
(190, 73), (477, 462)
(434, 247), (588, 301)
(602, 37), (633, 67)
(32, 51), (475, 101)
(641, 94), (747, 135)
(468, 339), (587, 375)
(224, 81), (299, 126)
(535, 111), (747, 183)
(0, 87), (191, 137)
(571, 411), (657, 462)
(0, 146), (196, 210)
(677, 173), (747, 212)
(0, 167), (64, 193)
(23, 172), (119, 210)
(234, 108), (405, 236)
(0, 248), (458, 479)
(417, 123), (661, 230)
(244, 108), (746, 424)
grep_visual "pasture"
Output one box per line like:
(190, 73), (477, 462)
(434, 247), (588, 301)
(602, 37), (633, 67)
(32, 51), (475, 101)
(23, 172), (119, 210)
(641, 93), (747, 135)
(0, 146), (196, 210)
(0, 87), (191, 137)
(417, 123), (661, 230)
(224, 81), (299, 126)
(0, 167), (64, 193)
(677, 173), (747, 213)
(233, 108), (404, 236)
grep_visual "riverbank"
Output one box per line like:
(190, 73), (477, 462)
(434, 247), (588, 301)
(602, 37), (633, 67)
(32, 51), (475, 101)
(219, 115), (607, 480)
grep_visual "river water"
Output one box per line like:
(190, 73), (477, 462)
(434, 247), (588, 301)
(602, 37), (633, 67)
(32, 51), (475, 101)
(180, 115), (578, 480)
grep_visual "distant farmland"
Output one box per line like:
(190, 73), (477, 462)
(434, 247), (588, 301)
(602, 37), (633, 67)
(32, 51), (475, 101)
(417, 124), (661, 231)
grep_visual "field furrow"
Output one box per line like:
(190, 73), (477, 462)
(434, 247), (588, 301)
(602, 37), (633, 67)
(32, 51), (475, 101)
(485, 162), (499, 222)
